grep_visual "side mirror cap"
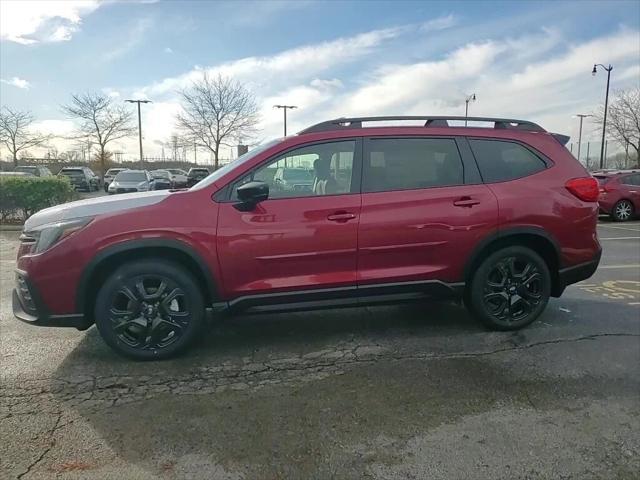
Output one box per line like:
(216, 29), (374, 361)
(235, 181), (269, 210)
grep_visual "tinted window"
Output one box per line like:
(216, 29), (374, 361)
(362, 138), (463, 193)
(60, 169), (84, 177)
(593, 175), (610, 185)
(469, 139), (546, 183)
(232, 140), (355, 199)
(622, 174), (640, 186)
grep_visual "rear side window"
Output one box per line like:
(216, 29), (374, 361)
(363, 138), (463, 193)
(622, 174), (640, 186)
(469, 139), (546, 183)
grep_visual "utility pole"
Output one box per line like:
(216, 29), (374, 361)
(125, 99), (152, 169)
(273, 105), (298, 136)
(592, 64), (613, 169)
(575, 114), (592, 162)
(464, 93), (476, 126)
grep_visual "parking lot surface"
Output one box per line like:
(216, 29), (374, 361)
(1, 220), (639, 479)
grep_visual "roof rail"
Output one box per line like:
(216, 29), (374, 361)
(298, 116), (546, 135)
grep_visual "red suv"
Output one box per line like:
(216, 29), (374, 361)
(594, 170), (640, 221)
(13, 116), (601, 359)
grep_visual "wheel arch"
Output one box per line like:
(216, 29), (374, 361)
(77, 239), (219, 321)
(464, 227), (563, 297)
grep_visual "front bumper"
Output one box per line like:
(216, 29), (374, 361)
(13, 271), (90, 330)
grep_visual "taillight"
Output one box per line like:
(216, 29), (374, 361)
(565, 177), (599, 202)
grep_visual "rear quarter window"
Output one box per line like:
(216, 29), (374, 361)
(469, 139), (547, 183)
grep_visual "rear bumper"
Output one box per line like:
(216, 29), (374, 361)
(12, 271), (90, 330)
(553, 249), (602, 296)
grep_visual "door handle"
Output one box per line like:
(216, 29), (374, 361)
(327, 212), (357, 222)
(453, 197), (480, 207)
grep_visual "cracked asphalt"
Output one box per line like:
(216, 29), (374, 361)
(1, 220), (639, 479)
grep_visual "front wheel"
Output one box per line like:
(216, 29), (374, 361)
(612, 200), (634, 222)
(94, 259), (205, 360)
(467, 246), (551, 331)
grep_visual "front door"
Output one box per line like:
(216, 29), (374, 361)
(216, 139), (361, 299)
(357, 137), (498, 287)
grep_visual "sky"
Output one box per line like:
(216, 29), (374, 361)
(0, 0), (639, 163)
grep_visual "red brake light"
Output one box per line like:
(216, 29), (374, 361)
(565, 177), (599, 202)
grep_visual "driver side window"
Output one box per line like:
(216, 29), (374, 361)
(232, 140), (355, 199)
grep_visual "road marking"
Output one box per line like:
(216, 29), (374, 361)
(599, 236), (640, 240)
(598, 264), (640, 270)
(629, 302), (640, 306)
(598, 225), (640, 232)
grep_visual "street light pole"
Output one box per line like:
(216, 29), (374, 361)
(574, 114), (592, 162)
(464, 93), (476, 126)
(125, 99), (152, 168)
(273, 105), (298, 136)
(592, 63), (613, 169)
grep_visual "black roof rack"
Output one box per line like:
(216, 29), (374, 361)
(299, 116), (546, 135)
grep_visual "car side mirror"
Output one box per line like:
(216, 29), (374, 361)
(235, 181), (269, 211)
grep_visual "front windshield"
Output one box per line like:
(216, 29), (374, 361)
(116, 172), (146, 182)
(190, 139), (282, 190)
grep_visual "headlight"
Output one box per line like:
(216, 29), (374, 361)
(21, 217), (93, 255)
(108, 183), (116, 191)
(138, 182), (149, 191)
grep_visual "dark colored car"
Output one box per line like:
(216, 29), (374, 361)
(186, 167), (210, 187)
(57, 167), (100, 191)
(104, 168), (128, 192)
(15, 166), (53, 177)
(594, 170), (640, 221)
(151, 170), (173, 190)
(13, 116), (601, 360)
(272, 167), (314, 193)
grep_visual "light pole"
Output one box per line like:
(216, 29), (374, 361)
(273, 105), (297, 136)
(125, 99), (152, 168)
(464, 93), (476, 126)
(592, 63), (613, 169)
(574, 114), (592, 162)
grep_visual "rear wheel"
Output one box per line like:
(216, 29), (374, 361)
(612, 200), (634, 222)
(468, 246), (551, 330)
(94, 259), (205, 360)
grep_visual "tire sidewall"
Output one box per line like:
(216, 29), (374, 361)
(469, 246), (551, 331)
(95, 259), (205, 360)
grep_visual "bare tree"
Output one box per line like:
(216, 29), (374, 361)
(594, 88), (640, 163)
(0, 107), (51, 166)
(176, 72), (260, 169)
(61, 93), (134, 178)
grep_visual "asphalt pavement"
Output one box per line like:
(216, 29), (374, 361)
(1, 220), (639, 479)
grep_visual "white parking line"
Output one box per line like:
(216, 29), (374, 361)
(599, 236), (640, 240)
(598, 225), (640, 233)
(598, 264), (640, 270)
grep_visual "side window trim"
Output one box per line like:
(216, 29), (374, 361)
(362, 136), (467, 193)
(222, 137), (363, 202)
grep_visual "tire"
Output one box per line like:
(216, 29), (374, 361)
(467, 246), (551, 331)
(611, 200), (634, 222)
(104, 184), (109, 192)
(94, 259), (205, 360)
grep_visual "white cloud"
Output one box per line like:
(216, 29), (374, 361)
(1, 76), (31, 89)
(420, 14), (458, 32)
(31, 119), (75, 136)
(164, 47), (173, 54)
(141, 26), (405, 97)
(0, 0), (102, 44)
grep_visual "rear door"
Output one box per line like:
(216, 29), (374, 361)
(357, 136), (498, 287)
(621, 174), (640, 210)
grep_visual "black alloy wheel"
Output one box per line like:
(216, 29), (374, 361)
(469, 246), (551, 330)
(95, 260), (205, 360)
